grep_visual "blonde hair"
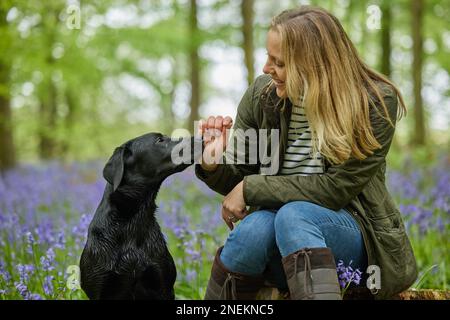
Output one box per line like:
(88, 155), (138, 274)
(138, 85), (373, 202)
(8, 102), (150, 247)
(270, 6), (407, 164)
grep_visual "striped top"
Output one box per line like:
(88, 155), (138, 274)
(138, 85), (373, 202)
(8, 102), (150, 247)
(280, 104), (324, 176)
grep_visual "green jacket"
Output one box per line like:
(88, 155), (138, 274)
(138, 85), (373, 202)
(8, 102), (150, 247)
(195, 74), (417, 299)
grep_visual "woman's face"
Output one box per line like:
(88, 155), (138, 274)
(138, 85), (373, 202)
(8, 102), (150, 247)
(263, 29), (287, 98)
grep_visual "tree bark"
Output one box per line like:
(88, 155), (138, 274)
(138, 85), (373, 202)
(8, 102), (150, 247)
(411, 0), (426, 146)
(0, 5), (16, 170)
(241, 0), (255, 85)
(188, 0), (200, 134)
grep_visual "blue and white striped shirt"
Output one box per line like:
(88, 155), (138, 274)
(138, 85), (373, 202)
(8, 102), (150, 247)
(280, 104), (324, 176)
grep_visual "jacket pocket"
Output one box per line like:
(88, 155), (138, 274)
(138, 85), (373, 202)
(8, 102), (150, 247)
(368, 211), (401, 232)
(373, 227), (407, 275)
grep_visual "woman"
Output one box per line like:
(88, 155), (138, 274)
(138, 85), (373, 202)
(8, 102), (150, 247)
(196, 6), (417, 300)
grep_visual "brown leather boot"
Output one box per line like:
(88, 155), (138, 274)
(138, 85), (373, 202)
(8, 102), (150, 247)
(204, 247), (266, 300)
(282, 247), (342, 300)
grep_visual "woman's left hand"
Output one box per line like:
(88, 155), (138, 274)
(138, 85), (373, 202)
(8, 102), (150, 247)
(222, 181), (248, 230)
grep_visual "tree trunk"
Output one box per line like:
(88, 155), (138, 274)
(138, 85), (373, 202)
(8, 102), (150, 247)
(168, 0), (181, 132)
(0, 69), (15, 171)
(38, 77), (58, 159)
(168, 58), (179, 131)
(411, 0), (426, 146)
(38, 10), (59, 159)
(0, 6), (16, 171)
(380, 1), (392, 77)
(188, 0), (200, 134)
(60, 88), (76, 157)
(241, 0), (255, 85)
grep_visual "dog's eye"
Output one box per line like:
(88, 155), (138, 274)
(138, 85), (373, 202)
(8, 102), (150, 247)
(156, 137), (164, 143)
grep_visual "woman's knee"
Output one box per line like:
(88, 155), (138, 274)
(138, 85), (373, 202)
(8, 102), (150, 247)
(220, 210), (277, 274)
(274, 201), (328, 256)
(229, 210), (276, 250)
(274, 201), (317, 232)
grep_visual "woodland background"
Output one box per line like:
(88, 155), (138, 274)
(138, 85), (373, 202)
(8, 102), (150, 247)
(0, 0), (448, 165)
(0, 0), (448, 299)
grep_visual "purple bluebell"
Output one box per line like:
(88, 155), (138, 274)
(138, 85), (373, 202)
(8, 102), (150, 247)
(25, 231), (35, 254)
(16, 264), (34, 283)
(0, 261), (12, 283)
(43, 275), (54, 296)
(185, 269), (197, 283)
(40, 248), (55, 272)
(15, 281), (30, 299)
(336, 260), (362, 289)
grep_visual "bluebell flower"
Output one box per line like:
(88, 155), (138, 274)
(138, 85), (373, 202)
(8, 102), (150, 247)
(40, 248), (56, 272)
(16, 264), (34, 282)
(0, 261), (12, 283)
(43, 275), (54, 296)
(55, 231), (66, 249)
(15, 282), (28, 298)
(29, 293), (43, 300)
(25, 231), (35, 254)
(185, 269), (197, 283)
(336, 260), (362, 293)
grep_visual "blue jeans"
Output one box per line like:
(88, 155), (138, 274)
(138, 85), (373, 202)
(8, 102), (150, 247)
(220, 201), (368, 290)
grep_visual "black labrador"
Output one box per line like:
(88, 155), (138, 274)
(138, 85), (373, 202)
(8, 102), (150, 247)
(80, 133), (201, 300)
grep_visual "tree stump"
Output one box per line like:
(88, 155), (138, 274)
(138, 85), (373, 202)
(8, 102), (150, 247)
(257, 287), (450, 300)
(393, 289), (450, 300)
(344, 287), (450, 300)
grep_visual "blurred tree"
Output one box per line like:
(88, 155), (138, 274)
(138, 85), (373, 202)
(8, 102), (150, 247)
(60, 87), (77, 155)
(38, 9), (59, 159)
(343, 0), (355, 32)
(0, 2), (16, 170)
(241, 0), (255, 85)
(380, 0), (392, 77)
(188, 0), (200, 134)
(411, 0), (426, 146)
(335, 0), (371, 67)
(359, 1), (369, 59)
(2, 0), (447, 163)
(425, 0), (450, 73)
(6, 1), (90, 160)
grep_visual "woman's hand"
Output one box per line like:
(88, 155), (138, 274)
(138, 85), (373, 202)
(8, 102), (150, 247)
(221, 181), (247, 230)
(197, 116), (233, 172)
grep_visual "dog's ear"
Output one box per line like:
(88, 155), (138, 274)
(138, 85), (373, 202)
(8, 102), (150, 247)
(103, 146), (127, 191)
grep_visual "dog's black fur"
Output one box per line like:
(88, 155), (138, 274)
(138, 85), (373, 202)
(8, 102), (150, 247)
(80, 133), (200, 300)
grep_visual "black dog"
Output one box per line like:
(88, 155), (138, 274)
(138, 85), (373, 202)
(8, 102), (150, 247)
(80, 133), (201, 300)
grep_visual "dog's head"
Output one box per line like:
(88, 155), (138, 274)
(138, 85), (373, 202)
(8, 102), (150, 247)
(103, 133), (201, 191)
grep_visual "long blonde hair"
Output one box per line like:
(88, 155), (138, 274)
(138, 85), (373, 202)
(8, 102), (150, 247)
(270, 6), (407, 164)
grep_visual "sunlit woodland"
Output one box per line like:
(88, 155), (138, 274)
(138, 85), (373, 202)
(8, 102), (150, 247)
(0, 0), (448, 299)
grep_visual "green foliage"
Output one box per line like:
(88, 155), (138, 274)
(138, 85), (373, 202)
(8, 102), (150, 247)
(0, 0), (447, 161)
(1, 0), (448, 300)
